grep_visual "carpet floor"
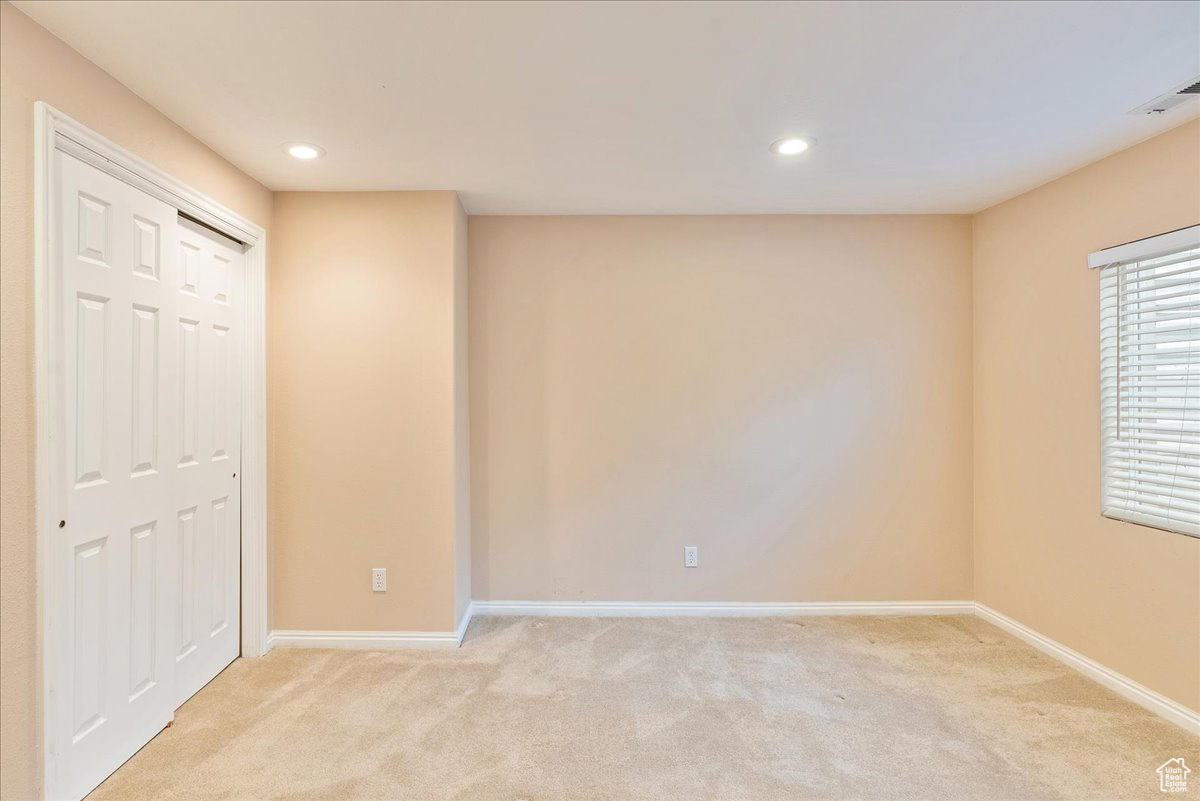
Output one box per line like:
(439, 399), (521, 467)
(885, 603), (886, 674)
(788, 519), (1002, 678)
(87, 615), (1198, 800)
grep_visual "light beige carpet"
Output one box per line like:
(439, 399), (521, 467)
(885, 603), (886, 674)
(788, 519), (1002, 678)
(88, 615), (1198, 801)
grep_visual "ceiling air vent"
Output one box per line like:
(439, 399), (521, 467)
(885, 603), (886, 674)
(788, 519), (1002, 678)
(1128, 77), (1200, 115)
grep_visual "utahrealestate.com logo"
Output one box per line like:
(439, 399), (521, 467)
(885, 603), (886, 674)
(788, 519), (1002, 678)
(1157, 758), (1190, 793)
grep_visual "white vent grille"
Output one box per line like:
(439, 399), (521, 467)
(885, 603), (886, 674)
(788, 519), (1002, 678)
(1128, 77), (1200, 115)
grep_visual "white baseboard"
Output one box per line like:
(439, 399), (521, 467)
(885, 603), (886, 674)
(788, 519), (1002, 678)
(268, 604), (476, 651)
(454, 602), (475, 644)
(974, 603), (1200, 735)
(269, 628), (460, 650)
(470, 600), (976, 617)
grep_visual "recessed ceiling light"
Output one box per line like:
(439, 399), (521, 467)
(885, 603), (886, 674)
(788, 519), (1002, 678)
(283, 142), (325, 160)
(770, 137), (815, 156)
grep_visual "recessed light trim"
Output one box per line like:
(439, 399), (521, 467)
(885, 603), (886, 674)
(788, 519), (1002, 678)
(283, 142), (325, 160)
(770, 137), (815, 156)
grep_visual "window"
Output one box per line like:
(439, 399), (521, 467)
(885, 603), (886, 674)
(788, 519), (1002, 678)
(1093, 226), (1199, 537)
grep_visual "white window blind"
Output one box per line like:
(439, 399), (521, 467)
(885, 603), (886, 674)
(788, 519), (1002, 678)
(1095, 226), (1199, 537)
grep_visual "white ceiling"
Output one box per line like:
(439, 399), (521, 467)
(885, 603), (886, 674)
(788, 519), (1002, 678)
(13, 0), (1200, 214)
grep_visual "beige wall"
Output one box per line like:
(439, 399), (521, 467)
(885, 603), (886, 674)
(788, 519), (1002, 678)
(470, 215), (975, 603)
(269, 192), (470, 634)
(3, 2), (1197, 796)
(0, 3), (273, 799)
(972, 118), (1200, 712)
(453, 199), (473, 624)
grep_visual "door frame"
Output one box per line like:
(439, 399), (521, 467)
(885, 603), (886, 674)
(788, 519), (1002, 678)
(33, 102), (269, 799)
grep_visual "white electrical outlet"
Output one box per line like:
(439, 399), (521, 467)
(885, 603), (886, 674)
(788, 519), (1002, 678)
(371, 568), (387, 592)
(684, 546), (698, 568)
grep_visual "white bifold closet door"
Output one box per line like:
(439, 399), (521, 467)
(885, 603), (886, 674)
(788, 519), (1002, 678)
(54, 152), (241, 801)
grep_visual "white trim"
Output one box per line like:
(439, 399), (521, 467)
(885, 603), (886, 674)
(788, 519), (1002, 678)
(238, 236), (269, 659)
(33, 95), (62, 801)
(269, 604), (477, 652)
(35, 103), (270, 800)
(470, 600), (976, 617)
(454, 602), (476, 644)
(47, 112), (263, 245)
(1087, 224), (1200, 269)
(270, 629), (464, 650)
(974, 604), (1200, 735)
